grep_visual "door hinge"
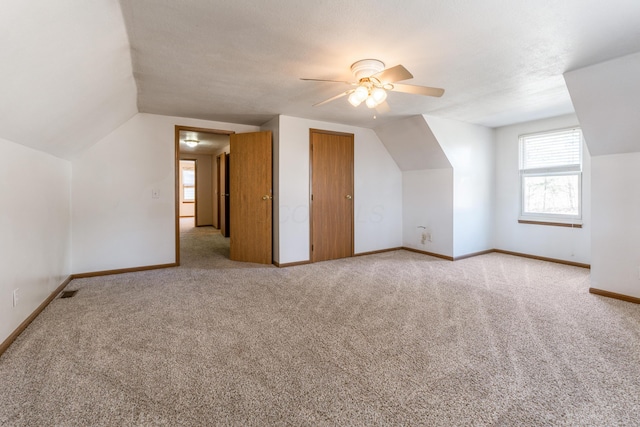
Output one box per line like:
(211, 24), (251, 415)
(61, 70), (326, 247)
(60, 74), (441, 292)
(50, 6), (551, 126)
(312, 245), (314, 251)
(311, 194), (313, 201)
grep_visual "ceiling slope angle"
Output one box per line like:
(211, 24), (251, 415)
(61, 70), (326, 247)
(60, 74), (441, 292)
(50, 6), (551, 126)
(120, 1), (640, 130)
(564, 52), (640, 156)
(374, 116), (451, 171)
(0, 0), (138, 159)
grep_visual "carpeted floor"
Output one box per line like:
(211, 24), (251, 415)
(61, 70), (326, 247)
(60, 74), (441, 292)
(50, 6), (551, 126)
(178, 217), (270, 270)
(1, 220), (640, 426)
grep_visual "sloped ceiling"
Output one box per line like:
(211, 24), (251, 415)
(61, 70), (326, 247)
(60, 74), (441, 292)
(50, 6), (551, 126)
(3, 1), (640, 160)
(120, 0), (640, 130)
(0, 0), (137, 159)
(564, 52), (640, 156)
(374, 116), (451, 171)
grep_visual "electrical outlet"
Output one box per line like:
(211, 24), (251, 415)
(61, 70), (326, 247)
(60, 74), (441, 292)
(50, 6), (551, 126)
(421, 233), (427, 245)
(13, 289), (19, 308)
(427, 232), (432, 242)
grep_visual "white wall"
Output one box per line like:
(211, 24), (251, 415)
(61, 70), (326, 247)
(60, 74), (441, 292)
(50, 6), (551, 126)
(277, 115), (402, 264)
(425, 116), (495, 257)
(493, 114), (591, 264)
(71, 113), (259, 274)
(591, 152), (640, 298)
(393, 115), (493, 258)
(0, 137), (71, 344)
(565, 52), (640, 297)
(402, 169), (454, 257)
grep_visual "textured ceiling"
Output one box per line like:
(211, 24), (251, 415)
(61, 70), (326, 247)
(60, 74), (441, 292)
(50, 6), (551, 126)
(3, 1), (640, 160)
(1, 0), (137, 159)
(179, 131), (229, 155)
(119, 0), (640, 129)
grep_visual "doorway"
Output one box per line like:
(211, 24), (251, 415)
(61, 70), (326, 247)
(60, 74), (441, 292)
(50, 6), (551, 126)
(175, 126), (233, 265)
(174, 126), (273, 266)
(309, 129), (354, 262)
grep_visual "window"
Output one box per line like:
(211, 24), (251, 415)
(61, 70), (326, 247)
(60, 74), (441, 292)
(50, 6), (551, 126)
(519, 127), (583, 226)
(182, 166), (195, 202)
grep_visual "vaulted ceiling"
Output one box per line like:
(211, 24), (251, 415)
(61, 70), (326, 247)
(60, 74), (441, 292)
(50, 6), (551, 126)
(2, 0), (640, 159)
(119, 0), (640, 128)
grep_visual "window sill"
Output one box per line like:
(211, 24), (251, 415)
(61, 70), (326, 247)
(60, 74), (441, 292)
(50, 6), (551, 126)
(518, 219), (582, 228)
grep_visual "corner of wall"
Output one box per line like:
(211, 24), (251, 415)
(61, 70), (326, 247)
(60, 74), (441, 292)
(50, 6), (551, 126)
(0, 137), (72, 344)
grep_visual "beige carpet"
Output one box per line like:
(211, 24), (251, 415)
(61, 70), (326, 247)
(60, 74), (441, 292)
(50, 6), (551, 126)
(178, 217), (269, 270)
(1, 222), (639, 426)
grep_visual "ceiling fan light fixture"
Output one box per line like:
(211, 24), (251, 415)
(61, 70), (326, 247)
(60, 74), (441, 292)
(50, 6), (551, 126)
(371, 87), (387, 103)
(302, 58), (444, 111)
(184, 139), (199, 148)
(354, 85), (369, 102)
(348, 92), (363, 107)
(365, 96), (378, 109)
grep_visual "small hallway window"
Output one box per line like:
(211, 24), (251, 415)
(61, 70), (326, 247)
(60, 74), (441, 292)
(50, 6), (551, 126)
(182, 162), (195, 202)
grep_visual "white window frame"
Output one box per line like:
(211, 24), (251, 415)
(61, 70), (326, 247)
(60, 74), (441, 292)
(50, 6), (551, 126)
(518, 127), (583, 226)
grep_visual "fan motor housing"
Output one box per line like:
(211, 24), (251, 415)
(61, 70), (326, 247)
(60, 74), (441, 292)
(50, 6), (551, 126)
(351, 59), (385, 80)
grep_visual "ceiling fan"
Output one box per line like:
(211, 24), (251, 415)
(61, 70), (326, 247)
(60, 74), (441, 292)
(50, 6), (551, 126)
(301, 59), (444, 112)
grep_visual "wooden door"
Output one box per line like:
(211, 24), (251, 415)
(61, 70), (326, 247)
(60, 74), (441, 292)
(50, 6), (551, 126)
(224, 154), (230, 237)
(218, 152), (228, 237)
(310, 130), (354, 262)
(215, 155), (220, 229)
(230, 131), (272, 264)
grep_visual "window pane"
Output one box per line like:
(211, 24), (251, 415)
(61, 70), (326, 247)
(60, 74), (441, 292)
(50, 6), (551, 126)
(183, 187), (195, 201)
(521, 128), (582, 170)
(183, 169), (195, 186)
(523, 174), (579, 216)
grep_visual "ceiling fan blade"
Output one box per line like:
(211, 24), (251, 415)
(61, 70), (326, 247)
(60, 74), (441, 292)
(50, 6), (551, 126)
(300, 78), (354, 85)
(371, 64), (413, 83)
(375, 101), (391, 114)
(391, 83), (445, 97)
(313, 90), (352, 107)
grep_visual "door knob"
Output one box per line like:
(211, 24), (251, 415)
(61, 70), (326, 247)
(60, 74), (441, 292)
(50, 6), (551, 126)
(346, 195), (352, 200)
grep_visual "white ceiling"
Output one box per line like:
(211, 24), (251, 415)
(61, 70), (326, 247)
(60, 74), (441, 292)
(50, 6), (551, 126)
(120, 0), (640, 130)
(2, 1), (640, 160)
(179, 130), (229, 155)
(0, 0), (137, 159)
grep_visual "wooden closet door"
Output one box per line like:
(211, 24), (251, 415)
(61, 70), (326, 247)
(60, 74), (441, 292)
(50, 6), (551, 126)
(310, 130), (354, 262)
